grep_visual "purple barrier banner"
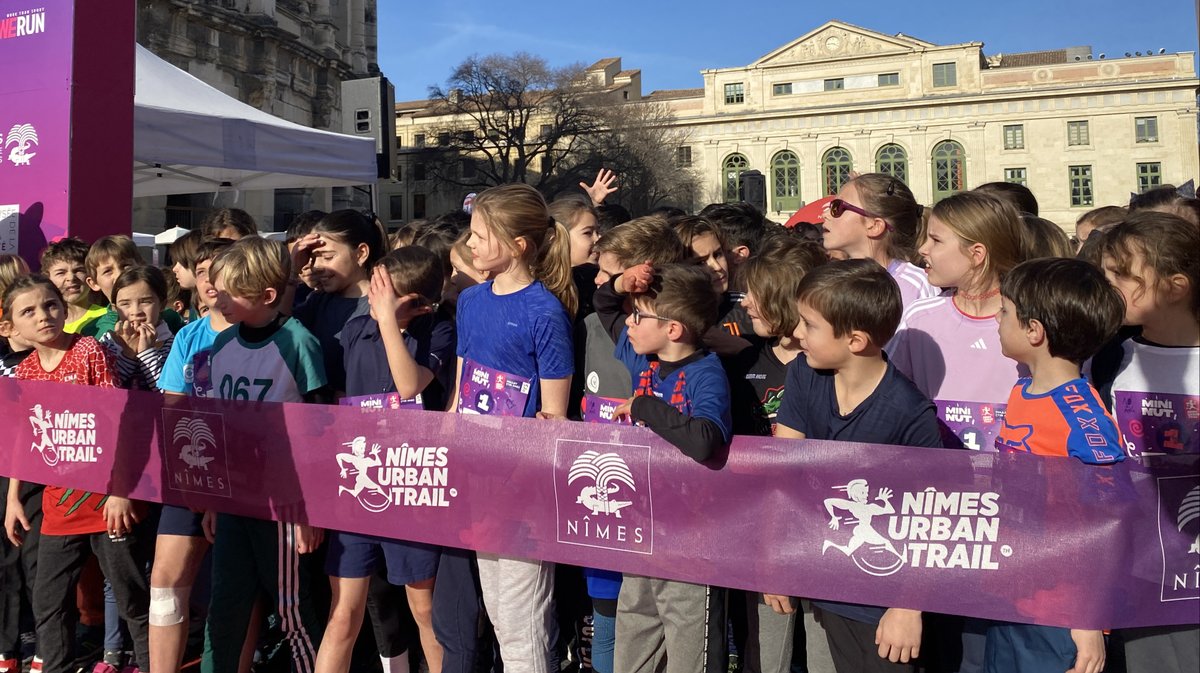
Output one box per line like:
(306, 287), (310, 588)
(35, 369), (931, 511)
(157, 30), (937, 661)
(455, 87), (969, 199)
(2, 378), (1198, 629)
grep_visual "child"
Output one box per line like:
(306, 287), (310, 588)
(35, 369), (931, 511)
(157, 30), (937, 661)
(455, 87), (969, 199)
(39, 237), (108, 335)
(989, 257), (1126, 673)
(774, 259), (943, 672)
(316, 246), (453, 673)
(99, 266), (175, 391)
(0, 255), (30, 315)
(672, 216), (756, 350)
(550, 196), (601, 268)
(1090, 212), (1199, 673)
(148, 237), (235, 673)
(819, 174), (936, 310)
(201, 236), (330, 673)
(2, 275), (153, 673)
(598, 262), (731, 673)
(452, 183), (576, 673)
(697, 201), (770, 286)
(198, 207), (257, 240)
(290, 210), (387, 397)
(1072, 206), (1126, 251)
(284, 210), (327, 310)
(161, 266), (192, 323)
(887, 192), (1028, 447)
(84, 236), (185, 337)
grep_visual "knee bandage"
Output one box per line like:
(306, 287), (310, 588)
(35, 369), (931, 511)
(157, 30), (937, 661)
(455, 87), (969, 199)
(148, 586), (191, 626)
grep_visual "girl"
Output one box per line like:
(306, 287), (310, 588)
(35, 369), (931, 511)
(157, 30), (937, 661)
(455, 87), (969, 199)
(100, 266), (175, 391)
(316, 246), (455, 673)
(1091, 211), (1199, 673)
(731, 236), (828, 673)
(168, 230), (204, 322)
(549, 196), (600, 268)
(2, 275), (152, 673)
(453, 183), (575, 673)
(820, 172), (936, 309)
(0, 254), (30, 317)
(291, 209), (387, 397)
(887, 191), (1028, 428)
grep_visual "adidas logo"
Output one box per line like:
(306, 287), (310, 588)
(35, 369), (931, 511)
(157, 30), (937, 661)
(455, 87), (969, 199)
(970, 339), (987, 350)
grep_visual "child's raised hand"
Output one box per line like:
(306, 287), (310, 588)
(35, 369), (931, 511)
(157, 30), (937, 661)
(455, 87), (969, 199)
(131, 321), (158, 354)
(290, 233), (324, 271)
(111, 320), (137, 352)
(369, 265), (433, 329)
(617, 262), (654, 295)
(579, 168), (619, 206)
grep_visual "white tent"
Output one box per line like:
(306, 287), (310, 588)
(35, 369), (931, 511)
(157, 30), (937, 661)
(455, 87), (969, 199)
(132, 45), (378, 198)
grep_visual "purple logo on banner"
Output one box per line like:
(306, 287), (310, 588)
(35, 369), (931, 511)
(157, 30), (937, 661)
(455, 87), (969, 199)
(582, 394), (629, 425)
(1157, 475), (1200, 602)
(936, 400), (1006, 451)
(162, 409), (231, 498)
(1116, 392), (1200, 458)
(555, 439), (653, 555)
(334, 434), (456, 513)
(457, 358), (531, 416)
(340, 393), (423, 410)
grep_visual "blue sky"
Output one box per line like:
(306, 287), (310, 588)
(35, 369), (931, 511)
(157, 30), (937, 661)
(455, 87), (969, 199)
(377, 0), (1199, 102)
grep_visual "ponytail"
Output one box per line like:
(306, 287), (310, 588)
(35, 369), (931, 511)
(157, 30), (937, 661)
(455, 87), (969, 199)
(536, 220), (579, 319)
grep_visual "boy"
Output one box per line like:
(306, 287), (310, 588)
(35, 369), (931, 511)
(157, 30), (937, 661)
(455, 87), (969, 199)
(39, 237), (107, 334)
(598, 262), (731, 673)
(200, 236), (331, 673)
(672, 216), (756, 341)
(83, 235), (185, 337)
(989, 257), (1126, 673)
(773, 259), (942, 673)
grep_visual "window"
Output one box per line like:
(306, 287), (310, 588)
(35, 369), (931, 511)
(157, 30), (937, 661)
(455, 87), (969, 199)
(413, 163), (426, 181)
(437, 132), (450, 147)
(723, 154), (749, 202)
(1136, 162), (1162, 193)
(540, 124), (552, 138)
(771, 151), (801, 212)
(932, 62), (957, 87)
(931, 140), (966, 202)
(540, 154), (552, 177)
(773, 83), (793, 96)
(824, 78), (845, 91)
(675, 146), (692, 168)
(1069, 165), (1094, 207)
(724, 83), (745, 105)
(413, 133), (425, 148)
(1004, 167), (1028, 186)
(822, 147), (853, 196)
(1067, 121), (1090, 146)
(875, 144), (908, 184)
(388, 194), (403, 221)
(458, 130), (475, 144)
(878, 72), (899, 87)
(1003, 124), (1025, 150)
(413, 194), (427, 219)
(462, 158), (476, 179)
(1135, 116), (1159, 143)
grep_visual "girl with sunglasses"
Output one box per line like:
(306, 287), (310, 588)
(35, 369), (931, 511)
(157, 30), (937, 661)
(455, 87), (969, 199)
(820, 173), (937, 310)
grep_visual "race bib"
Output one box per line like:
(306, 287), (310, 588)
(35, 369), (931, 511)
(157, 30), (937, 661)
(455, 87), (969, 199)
(457, 358), (532, 417)
(936, 399), (1006, 452)
(340, 393), (423, 411)
(582, 393), (629, 425)
(1114, 391), (1200, 457)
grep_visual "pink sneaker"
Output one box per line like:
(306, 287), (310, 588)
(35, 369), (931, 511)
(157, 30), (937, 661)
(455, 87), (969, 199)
(91, 662), (119, 673)
(0, 657), (19, 673)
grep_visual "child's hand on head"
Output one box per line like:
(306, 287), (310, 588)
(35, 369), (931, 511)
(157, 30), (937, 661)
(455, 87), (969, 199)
(289, 233), (324, 271)
(618, 262), (654, 295)
(369, 265), (432, 329)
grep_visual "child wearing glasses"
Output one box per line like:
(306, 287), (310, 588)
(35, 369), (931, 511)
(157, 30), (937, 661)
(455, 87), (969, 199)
(595, 261), (732, 672)
(820, 173), (938, 310)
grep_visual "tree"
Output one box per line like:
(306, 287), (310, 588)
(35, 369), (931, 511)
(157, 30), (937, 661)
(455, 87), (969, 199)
(420, 53), (604, 193)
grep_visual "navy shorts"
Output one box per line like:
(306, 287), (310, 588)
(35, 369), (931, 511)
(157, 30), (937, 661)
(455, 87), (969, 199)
(325, 531), (440, 585)
(157, 503), (205, 537)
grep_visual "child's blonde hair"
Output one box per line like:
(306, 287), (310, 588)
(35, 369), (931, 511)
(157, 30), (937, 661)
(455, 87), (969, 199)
(0, 254), (31, 307)
(472, 183), (577, 317)
(210, 236), (291, 307)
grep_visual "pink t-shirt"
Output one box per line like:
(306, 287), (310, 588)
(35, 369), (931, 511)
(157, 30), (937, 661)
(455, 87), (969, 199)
(886, 295), (1024, 404)
(887, 259), (939, 311)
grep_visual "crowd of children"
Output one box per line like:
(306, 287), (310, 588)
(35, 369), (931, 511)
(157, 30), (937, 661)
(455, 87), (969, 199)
(1, 172), (1197, 673)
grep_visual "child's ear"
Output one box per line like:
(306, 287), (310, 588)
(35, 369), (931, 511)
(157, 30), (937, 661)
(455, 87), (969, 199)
(85, 276), (101, 293)
(0, 320), (12, 339)
(667, 320), (686, 342)
(170, 300), (186, 315)
(1165, 273), (1192, 305)
(967, 242), (988, 267)
(846, 330), (873, 354)
(355, 242), (371, 267)
(730, 245), (752, 265)
(261, 287), (279, 307)
(1026, 318), (1046, 348)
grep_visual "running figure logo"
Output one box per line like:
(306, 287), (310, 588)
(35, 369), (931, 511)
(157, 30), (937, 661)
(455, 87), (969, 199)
(173, 417), (216, 470)
(568, 450), (636, 517)
(4, 123), (38, 166)
(336, 436), (390, 513)
(822, 479), (906, 577)
(28, 404), (57, 466)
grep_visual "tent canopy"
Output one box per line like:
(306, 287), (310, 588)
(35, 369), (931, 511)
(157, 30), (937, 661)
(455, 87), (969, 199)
(132, 45), (378, 198)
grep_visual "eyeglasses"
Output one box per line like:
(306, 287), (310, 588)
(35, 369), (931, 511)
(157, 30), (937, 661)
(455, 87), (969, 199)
(631, 307), (672, 326)
(825, 199), (894, 232)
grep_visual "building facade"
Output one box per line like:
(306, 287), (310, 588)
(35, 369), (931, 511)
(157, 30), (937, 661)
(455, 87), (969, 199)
(384, 21), (1199, 230)
(134, 0), (378, 233)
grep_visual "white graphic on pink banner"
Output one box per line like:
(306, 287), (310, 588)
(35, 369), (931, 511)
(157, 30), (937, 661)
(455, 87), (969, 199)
(457, 358), (531, 417)
(340, 392), (423, 410)
(935, 400), (1006, 451)
(1115, 391), (1200, 458)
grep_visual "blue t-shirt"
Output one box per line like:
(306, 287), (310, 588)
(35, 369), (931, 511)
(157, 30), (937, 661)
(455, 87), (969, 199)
(158, 315), (223, 397)
(293, 292), (370, 395)
(776, 355), (942, 625)
(341, 312), (456, 411)
(456, 281), (573, 418)
(614, 326), (733, 443)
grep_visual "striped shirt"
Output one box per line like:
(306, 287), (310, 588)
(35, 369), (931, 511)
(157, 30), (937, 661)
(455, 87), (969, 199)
(99, 321), (175, 391)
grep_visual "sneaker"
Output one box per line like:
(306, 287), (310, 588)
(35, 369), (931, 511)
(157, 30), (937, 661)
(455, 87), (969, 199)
(29, 657), (43, 673)
(90, 663), (118, 673)
(119, 667), (140, 673)
(0, 656), (18, 673)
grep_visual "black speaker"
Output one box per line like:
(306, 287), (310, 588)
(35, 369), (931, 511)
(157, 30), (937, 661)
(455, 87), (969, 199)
(341, 76), (397, 180)
(739, 169), (766, 213)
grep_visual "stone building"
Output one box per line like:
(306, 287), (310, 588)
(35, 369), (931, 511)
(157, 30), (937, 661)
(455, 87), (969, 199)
(385, 21), (1199, 230)
(134, 0), (378, 233)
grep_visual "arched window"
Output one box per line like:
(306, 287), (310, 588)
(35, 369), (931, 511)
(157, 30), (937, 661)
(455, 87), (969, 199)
(771, 150), (801, 212)
(723, 154), (749, 202)
(931, 140), (966, 203)
(822, 147), (852, 196)
(875, 144), (908, 184)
